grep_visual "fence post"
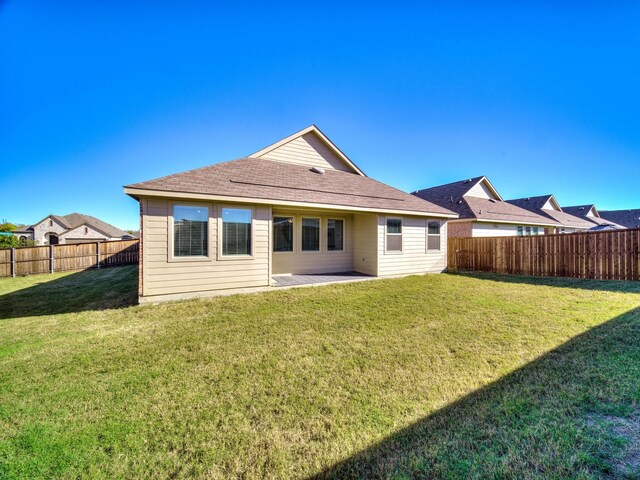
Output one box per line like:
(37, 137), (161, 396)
(49, 244), (54, 273)
(97, 241), (101, 269)
(11, 248), (15, 278)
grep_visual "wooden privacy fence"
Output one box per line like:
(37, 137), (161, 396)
(0, 239), (139, 278)
(448, 228), (640, 281)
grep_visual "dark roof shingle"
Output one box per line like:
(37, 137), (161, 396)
(599, 209), (640, 229)
(507, 195), (595, 229)
(126, 158), (457, 217)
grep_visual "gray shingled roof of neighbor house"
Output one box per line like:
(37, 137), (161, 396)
(412, 177), (559, 226)
(126, 157), (458, 217)
(507, 195), (595, 229)
(599, 209), (640, 229)
(562, 205), (624, 228)
(32, 213), (129, 238)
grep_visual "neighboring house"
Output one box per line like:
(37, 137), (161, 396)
(562, 205), (624, 230)
(14, 213), (131, 245)
(12, 225), (34, 242)
(124, 125), (458, 302)
(506, 195), (594, 234)
(411, 176), (559, 238)
(599, 209), (640, 229)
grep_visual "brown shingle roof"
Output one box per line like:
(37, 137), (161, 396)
(412, 178), (559, 226)
(599, 209), (640, 229)
(562, 205), (624, 228)
(126, 158), (457, 217)
(507, 195), (594, 229)
(32, 213), (129, 238)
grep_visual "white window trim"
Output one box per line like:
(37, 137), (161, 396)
(300, 216), (322, 253)
(385, 216), (403, 254)
(168, 202), (213, 263)
(326, 217), (346, 253)
(272, 215), (295, 254)
(217, 204), (256, 261)
(426, 219), (442, 253)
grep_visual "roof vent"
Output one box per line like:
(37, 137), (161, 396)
(310, 166), (325, 174)
(465, 179), (472, 183)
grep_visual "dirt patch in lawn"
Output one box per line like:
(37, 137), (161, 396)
(588, 410), (640, 478)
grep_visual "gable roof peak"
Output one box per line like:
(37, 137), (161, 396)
(249, 125), (366, 176)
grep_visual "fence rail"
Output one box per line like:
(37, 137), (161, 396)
(0, 239), (139, 278)
(448, 228), (640, 281)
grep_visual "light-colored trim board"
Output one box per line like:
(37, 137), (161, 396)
(124, 187), (458, 219)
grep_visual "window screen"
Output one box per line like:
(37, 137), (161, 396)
(302, 218), (320, 251)
(327, 219), (344, 251)
(273, 216), (294, 252)
(386, 218), (402, 252)
(222, 208), (252, 256)
(427, 220), (441, 251)
(174, 205), (208, 257)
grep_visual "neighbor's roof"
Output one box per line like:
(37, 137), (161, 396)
(562, 205), (624, 228)
(599, 209), (640, 229)
(33, 213), (128, 238)
(125, 158), (458, 217)
(412, 177), (559, 226)
(507, 195), (594, 229)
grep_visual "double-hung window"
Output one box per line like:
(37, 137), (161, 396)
(525, 226), (532, 236)
(302, 218), (320, 252)
(173, 205), (208, 257)
(327, 219), (344, 251)
(386, 218), (402, 252)
(533, 226), (539, 236)
(221, 208), (252, 256)
(427, 220), (441, 252)
(273, 216), (294, 252)
(517, 226), (524, 236)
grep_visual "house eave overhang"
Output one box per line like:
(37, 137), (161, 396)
(124, 187), (459, 219)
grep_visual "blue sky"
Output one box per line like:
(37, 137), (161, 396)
(1, 2), (639, 230)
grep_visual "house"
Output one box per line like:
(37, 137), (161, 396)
(411, 176), (559, 238)
(14, 213), (132, 245)
(562, 205), (624, 230)
(506, 195), (594, 233)
(124, 125), (458, 303)
(599, 209), (640, 229)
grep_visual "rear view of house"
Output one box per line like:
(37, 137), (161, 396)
(412, 176), (558, 238)
(595, 208), (640, 229)
(563, 205), (624, 230)
(124, 126), (458, 303)
(506, 195), (594, 233)
(14, 213), (132, 245)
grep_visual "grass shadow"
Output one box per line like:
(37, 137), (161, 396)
(311, 306), (640, 479)
(449, 270), (640, 294)
(0, 266), (138, 320)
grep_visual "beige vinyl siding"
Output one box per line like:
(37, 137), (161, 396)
(471, 222), (546, 237)
(466, 180), (498, 200)
(377, 216), (447, 276)
(353, 213), (378, 276)
(141, 198), (271, 297)
(271, 211), (354, 275)
(256, 132), (353, 172)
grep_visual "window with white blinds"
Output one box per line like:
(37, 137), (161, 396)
(427, 220), (441, 251)
(173, 205), (208, 257)
(386, 218), (402, 252)
(222, 208), (252, 256)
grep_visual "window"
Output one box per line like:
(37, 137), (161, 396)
(427, 220), (441, 251)
(222, 208), (252, 256)
(517, 226), (524, 236)
(533, 226), (539, 236)
(302, 218), (320, 251)
(173, 205), (208, 257)
(84, 227), (88, 234)
(327, 219), (344, 251)
(386, 218), (402, 252)
(525, 226), (531, 236)
(49, 220), (53, 227)
(273, 216), (294, 252)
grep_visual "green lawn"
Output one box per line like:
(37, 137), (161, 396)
(1, 267), (639, 479)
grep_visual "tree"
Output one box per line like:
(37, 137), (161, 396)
(0, 220), (18, 233)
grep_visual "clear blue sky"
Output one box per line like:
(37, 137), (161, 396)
(1, 2), (639, 230)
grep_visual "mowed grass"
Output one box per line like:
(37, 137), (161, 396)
(1, 267), (639, 479)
